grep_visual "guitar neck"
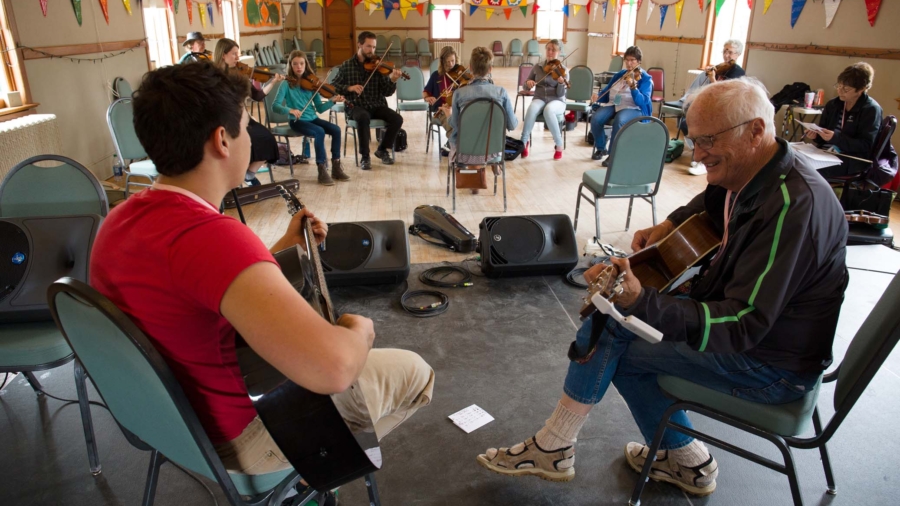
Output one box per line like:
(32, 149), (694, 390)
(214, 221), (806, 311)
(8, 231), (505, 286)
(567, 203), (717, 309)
(303, 219), (337, 324)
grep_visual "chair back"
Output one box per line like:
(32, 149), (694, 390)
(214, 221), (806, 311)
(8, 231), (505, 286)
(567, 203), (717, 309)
(871, 115), (897, 161)
(326, 66), (341, 84)
(375, 35), (388, 53)
(608, 55), (624, 72)
(264, 46), (277, 66)
(295, 38), (307, 52)
(0, 155), (108, 218)
(430, 59), (440, 74)
(834, 270), (900, 415)
(107, 98), (150, 162)
(388, 35), (402, 52)
(509, 39), (523, 54)
(606, 116), (668, 189)
(283, 39), (293, 54)
(492, 41), (504, 56)
(397, 66), (425, 101)
(264, 81), (291, 125)
(403, 38), (417, 55)
(647, 67), (664, 95)
(456, 98), (507, 160)
(526, 39), (540, 56)
(113, 77), (133, 99)
(311, 38), (325, 54)
(517, 63), (534, 90)
(417, 38), (431, 54)
(48, 278), (227, 485)
(273, 41), (284, 62)
(567, 65), (594, 102)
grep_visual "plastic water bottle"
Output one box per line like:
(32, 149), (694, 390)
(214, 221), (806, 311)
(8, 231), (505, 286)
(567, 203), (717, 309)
(112, 154), (124, 177)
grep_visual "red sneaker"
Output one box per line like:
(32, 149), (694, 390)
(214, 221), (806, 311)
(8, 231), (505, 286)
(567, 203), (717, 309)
(553, 148), (562, 160)
(522, 141), (530, 158)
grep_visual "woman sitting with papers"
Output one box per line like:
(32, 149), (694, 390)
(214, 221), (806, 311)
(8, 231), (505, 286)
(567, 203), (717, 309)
(806, 62), (883, 177)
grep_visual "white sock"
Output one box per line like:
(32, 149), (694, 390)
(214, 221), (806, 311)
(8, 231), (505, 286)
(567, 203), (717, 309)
(669, 440), (711, 467)
(535, 401), (588, 451)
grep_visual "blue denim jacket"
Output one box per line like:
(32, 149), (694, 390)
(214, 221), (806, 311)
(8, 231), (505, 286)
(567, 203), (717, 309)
(449, 78), (519, 147)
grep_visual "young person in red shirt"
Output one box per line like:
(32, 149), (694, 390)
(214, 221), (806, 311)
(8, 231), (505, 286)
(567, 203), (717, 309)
(90, 62), (434, 474)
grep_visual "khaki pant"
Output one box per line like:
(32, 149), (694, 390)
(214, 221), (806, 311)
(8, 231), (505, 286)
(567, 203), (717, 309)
(215, 349), (434, 475)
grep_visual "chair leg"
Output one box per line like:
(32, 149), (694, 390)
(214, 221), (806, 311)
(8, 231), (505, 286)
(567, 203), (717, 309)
(813, 407), (837, 495)
(74, 360), (101, 475)
(573, 184), (584, 232)
(778, 442), (805, 506)
(267, 163), (275, 184)
(628, 404), (673, 506)
(365, 473), (382, 506)
(594, 195), (602, 241)
(501, 161), (507, 212)
(142, 450), (167, 506)
(23, 371), (44, 396)
(286, 137), (295, 177)
(651, 195), (658, 225)
(626, 197), (635, 231)
(232, 189), (246, 225)
(446, 161), (451, 196)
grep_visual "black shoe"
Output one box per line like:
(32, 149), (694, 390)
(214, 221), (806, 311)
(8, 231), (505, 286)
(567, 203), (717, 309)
(601, 159), (610, 167)
(592, 149), (607, 161)
(360, 157), (372, 170)
(440, 147), (450, 157)
(374, 149), (394, 165)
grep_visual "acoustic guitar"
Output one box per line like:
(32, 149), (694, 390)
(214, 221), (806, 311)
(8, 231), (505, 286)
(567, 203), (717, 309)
(234, 185), (382, 492)
(580, 212), (721, 320)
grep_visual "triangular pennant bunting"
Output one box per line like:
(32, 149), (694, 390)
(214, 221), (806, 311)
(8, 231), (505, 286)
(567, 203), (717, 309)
(602, 0), (608, 20)
(427, 2), (435, 13)
(504, 7), (511, 18)
(98, 0), (109, 23)
(865, 0), (881, 26)
(645, 0), (654, 23)
(40, 0), (48, 16)
(764, 0), (772, 14)
(520, 5), (528, 16)
(300, 1), (307, 13)
(197, 0), (207, 27)
(469, 4), (478, 15)
(71, 0), (81, 24)
(123, 0), (132, 14)
(715, 0), (725, 16)
(315, 0), (322, 6)
(573, 4), (580, 15)
(485, 7), (493, 18)
(675, 0), (684, 26)
(326, 0), (334, 6)
(174, 0), (179, 14)
(444, 8), (450, 18)
(416, 3), (424, 15)
(217, 0), (222, 12)
(400, 6), (409, 18)
(561, 4), (568, 16)
(532, 2), (539, 14)
(207, 2), (213, 25)
(791, 0), (806, 28)
(824, 0), (840, 28)
(659, 4), (667, 28)
(187, 0), (193, 23)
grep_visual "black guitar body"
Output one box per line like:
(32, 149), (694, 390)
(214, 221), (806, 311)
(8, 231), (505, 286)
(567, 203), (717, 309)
(236, 244), (381, 491)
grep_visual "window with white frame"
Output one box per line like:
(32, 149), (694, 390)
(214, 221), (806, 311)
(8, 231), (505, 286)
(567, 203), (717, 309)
(0, 0), (17, 97)
(432, 5), (462, 40)
(706, 0), (751, 67)
(223, 1), (236, 41)
(143, 6), (175, 68)
(535, 0), (565, 41)
(613, 1), (637, 55)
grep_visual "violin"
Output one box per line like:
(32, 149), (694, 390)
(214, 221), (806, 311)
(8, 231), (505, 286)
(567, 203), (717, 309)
(706, 60), (735, 82)
(363, 57), (410, 81)
(542, 59), (570, 88)
(187, 51), (211, 62)
(296, 72), (338, 99)
(845, 210), (890, 226)
(623, 66), (642, 89)
(233, 61), (287, 84)
(434, 65), (474, 121)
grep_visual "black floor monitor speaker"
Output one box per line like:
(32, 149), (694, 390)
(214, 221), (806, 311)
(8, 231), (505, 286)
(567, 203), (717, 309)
(479, 215), (578, 278)
(319, 220), (410, 286)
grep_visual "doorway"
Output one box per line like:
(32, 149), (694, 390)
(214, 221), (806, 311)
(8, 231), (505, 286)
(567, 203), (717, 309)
(323, 0), (355, 67)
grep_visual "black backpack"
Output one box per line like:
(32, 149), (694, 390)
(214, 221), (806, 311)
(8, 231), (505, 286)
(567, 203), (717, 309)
(770, 82), (810, 110)
(395, 129), (408, 152)
(504, 136), (525, 161)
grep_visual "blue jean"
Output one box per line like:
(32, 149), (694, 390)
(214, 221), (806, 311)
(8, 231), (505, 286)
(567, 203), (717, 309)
(564, 314), (820, 450)
(589, 107), (642, 152)
(288, 117), (341, 164)
(521, 98), (567, 148)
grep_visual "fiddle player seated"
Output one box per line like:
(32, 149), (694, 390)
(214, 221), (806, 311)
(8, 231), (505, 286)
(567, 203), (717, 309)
(90, 62), (434, 478)
(589, 46), (653, 166)
(423, 45), (459, 157)
(331, 31), (405, 170)
(476, 78), (847, 498)
(178, 32), (209, 64)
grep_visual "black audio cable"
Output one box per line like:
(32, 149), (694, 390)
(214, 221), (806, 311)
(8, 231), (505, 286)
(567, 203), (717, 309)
(400, 283), (450, 318)
(419, 265), (474, 288)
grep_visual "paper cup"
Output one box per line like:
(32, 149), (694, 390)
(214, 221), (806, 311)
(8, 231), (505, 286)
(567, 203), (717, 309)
(804, 92), (815, 108)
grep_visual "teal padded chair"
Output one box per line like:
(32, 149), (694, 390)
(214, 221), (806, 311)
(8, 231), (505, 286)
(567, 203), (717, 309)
(403, 38), (418, 62)
(508, 38), (524, 66)
(429, 58), (440, 75)
(596, 55), (624, 88)
(525, 39), (540, 64)
(417, 38), (432, 66)
(574, 116), (668, 240)
(264, 81), (305, 178)
(375, 35), (388, 54)
(388, 35), (403, 63)
(272, 41), (286, 64)
(396, 66), (429, 135)
(325, 67), (344, 126)
(564, 65), (595, 141)
(48, 278), (382, 506)
(107, 98), (158, 197)
(447, 98), (509, 212)
(113, 77), (133, 99)
(310, 38), (325, 69)
(630, 269), (900, 506)
(0, 154), (108, 476)
(534, 109), (567, 149)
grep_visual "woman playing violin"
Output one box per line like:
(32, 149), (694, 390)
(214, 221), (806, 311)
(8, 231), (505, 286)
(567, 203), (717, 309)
(213, 38), (284, 184)
(519, 39), (568, 160)
(589, 46), (653, 166)
(272, 51), (350, 186)
(423, 46), (458, 155)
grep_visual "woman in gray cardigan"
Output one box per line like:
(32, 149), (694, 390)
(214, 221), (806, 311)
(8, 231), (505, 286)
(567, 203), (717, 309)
(519, 39), (568, 160)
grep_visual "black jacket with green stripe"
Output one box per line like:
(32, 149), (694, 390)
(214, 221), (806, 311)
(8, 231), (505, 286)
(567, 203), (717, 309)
(624, 138), (849, 373)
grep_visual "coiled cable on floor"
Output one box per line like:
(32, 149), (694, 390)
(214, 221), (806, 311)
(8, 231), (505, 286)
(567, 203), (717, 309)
(565, 268), (590, 289)
(419, 265), (474, 288)
(400, 283), (450, 318)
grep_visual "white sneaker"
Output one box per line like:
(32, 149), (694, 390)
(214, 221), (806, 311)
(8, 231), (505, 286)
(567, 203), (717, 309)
(688, 162), (707, 176)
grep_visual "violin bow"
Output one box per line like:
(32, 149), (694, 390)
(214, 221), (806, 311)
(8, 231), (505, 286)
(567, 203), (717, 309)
(591, 65), (641, 105)
(357, 41), (394, 96)
(294, 79), (329, 119)
(541, 48), (578, 83)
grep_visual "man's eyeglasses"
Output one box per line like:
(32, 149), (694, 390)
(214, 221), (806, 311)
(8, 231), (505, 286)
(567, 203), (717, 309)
(686, 119), (754, 150)
(624, 58), (639, 63)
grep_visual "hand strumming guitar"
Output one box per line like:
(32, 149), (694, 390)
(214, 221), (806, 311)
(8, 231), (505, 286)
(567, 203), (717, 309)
(631, 220), (676, 253)
(270, 208), (328, 253)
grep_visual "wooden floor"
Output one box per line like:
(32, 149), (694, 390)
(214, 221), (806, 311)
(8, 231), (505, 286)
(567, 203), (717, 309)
(223, 67), (899, 264)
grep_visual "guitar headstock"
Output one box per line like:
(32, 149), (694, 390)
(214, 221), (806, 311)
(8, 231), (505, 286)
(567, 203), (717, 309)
(579, 264), (626, 320)
(276, 185), (303, 217)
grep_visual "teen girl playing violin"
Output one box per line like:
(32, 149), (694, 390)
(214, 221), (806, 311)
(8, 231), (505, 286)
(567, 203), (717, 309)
(272, 50), (350, 186)
(519, 39), (568, 161)
(214, 38), (283, 185)
(423, 46), (459, 156)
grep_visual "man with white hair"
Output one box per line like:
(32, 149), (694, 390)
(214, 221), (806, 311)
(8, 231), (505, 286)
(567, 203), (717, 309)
(477, 78), (848, 498)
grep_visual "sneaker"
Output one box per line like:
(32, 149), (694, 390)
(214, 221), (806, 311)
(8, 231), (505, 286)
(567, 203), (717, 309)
(374, 148), (394, 165)
(591, 149), (607, 161)
(440, 147), (450, 157)
(360, 157), (372, 171)
(244, 173), (261, 186)
(601, 158), (610, 167)
(688, 162), (707, 176)
(624, 442), (717, 496)
(476, 436), (575, 482)
(554, 147), (563, 160)
(522, 141), (530, 158)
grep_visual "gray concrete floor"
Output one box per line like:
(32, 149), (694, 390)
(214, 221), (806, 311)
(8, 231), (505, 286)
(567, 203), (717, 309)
(1, 254), (899, 505)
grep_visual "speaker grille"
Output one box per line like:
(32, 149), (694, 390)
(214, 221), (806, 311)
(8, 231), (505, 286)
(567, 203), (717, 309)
(320, 223), (373, 272)
(487, 217), (544, 264)
(0, 221), (29, 303)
